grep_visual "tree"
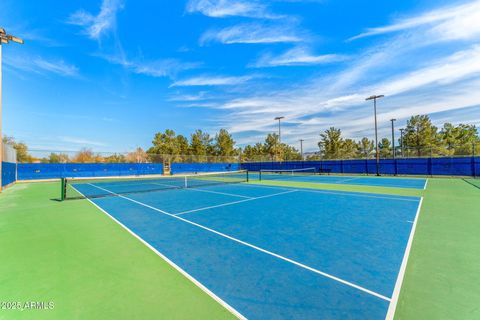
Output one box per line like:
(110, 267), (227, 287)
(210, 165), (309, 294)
(282, 144), (302, 160)
(319, 127), (343, 159)
(440, 123), (479, 156)
(357, 137), (374, 159)
(148, 129), (180, 155)
(190, 130), (213, 161)
(72, 148), (102, 163)
(126, 148), (149, 163)
(403, 115), (442, 156)
(42, 153), (70, 163)
(378, 138), (391, 159)
(104, 153), (126, 163)
(214, 129), (237, 158)
(341, 138), (357, 159)
(264, 133), (283, 161)
(176, 135), (189, 155)
(242, 143), (265, 161)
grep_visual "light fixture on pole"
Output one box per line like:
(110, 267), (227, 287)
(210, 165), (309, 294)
(274, 116), (285, 144)
(365, 95), (384, 176)
(0, 28), (24, 190)
(299, 139), (304, 160)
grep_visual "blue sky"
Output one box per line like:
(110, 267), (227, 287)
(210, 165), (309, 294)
(2, 0), (480, 152)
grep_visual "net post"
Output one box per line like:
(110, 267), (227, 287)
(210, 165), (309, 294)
(60, 178), (66, 201)
(259, 170), (262, 181)
(246, 170), (249, 182)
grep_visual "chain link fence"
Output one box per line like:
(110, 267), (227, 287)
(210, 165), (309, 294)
(3, 143), (17, 163)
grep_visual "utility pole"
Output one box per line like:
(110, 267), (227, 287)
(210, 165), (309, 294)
(390, 119), (396, 159)
(365, 95), (384, 176)
(299, 139), (304, 160)
(0, 28), (24, 190)
(400, 128), (405, 158)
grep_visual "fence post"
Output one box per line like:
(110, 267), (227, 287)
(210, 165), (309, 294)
(429, 147), (433, 177)
(473, 142), (477, 178)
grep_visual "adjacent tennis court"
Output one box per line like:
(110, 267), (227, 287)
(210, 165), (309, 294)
(258, 168), (427, 189)
(68, 172), (422, 319)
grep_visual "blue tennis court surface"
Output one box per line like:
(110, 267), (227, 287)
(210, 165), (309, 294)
(259, 173), (427, 189)
(75, 182), (422, 319)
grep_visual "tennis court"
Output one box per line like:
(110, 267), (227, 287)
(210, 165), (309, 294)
(258, 168), (427, 189)
(67, 171), (422, 319)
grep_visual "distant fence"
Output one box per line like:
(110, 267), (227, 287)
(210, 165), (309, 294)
(2, 162), (17, 187)
(171, 163), (240, 174)
(15, 156), (480, 180)
(2, 143), (17, 188)
(17, 162), (242, 180)
(18, 163), (164, 180)
(242, 157), (480, 177)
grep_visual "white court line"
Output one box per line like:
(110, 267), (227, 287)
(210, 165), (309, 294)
(151, 182), (253, 199)
(86, 183), (391, 302)
(185, 187), (254, 199)
(385, 197), (424, 320)
(335, 177), (362, 184)
(423, 179), (429, 190)
(75, 185), (246, 320)
(240, 182), (419, 202)
(175, 190), (298, 216)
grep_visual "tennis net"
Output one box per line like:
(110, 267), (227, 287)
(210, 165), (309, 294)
(259, 167), (317, 181)
(61, 170), (249, 200)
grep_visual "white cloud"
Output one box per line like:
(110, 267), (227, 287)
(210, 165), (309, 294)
(97, 53), (201, 78)
(33, 58), (79, 77)
(190, 2), (480, 151)
(378, 45), (480, 96)
(186, 0), (280, 19)
(200, 23), (305, 45)
(60, 136), (107, 147)
(4, 55), (79, 77)
(252, 47), (348, 67)
(168, 92), (210, 101)
(170, 75), (257, 87)
(67, 0), (124, 40)
(349, 0), (480, 42)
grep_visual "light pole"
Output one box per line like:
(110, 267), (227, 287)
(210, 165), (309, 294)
(390, 119), (396, 159)
(366, 95), (384, 176)
(0, 28), (24, 190)
(274, 116), (285, 144)
(299, 139), (304, 160)
(400, 128), (405, 158)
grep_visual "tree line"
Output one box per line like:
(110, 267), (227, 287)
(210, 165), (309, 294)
(313, 115), (479, 160)
(3, 115), (479, 163)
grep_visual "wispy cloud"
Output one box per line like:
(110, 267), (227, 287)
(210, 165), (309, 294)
(33, 58), (79, 77)
(60, 136), (107, 147)
(188, 1), (480, 150)
(200, 23), (305, 45)
(67, 0), (124, 40)
(97, 53), (201, 78)
(170, 75), (257, 87)
(252, 47), (348, 67)
(186, 0), (281, 19)
(4, 55), (79, 77)
(349, 1), (480, 41)
(168, 91), (210, 101)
